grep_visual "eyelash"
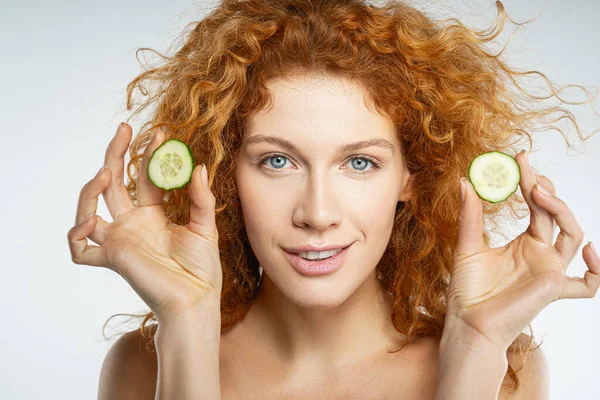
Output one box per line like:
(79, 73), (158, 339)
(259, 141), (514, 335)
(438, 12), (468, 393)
(256, 153), (383, 176)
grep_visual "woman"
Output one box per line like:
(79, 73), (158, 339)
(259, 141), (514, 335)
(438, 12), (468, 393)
(67, 0), (599, 398)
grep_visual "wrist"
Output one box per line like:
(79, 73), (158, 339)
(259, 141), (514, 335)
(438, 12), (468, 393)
(436, 320), (508, 400)
(153, 302), (222, 400)
(440, 314), (508, 355)
(155, 299), (221, 342)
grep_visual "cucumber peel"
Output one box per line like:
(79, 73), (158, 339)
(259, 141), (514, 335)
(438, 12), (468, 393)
(147, 139), (195, 191)
(467, 151), (520, 203)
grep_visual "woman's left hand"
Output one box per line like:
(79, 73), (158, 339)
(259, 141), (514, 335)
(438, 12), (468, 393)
(445, 149), (600, 351)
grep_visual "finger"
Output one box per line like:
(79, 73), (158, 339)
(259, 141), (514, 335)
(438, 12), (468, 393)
(102, 123), (135, 219)
(138, 129), (166, 207)
(530, 167), (557, 239)
(68, 211), (109, 270)
(187, 164), (219, 243)
(558, 242), (600, 300)
(516, 150), (554, 245)
(531, 168), (556, 195)
(531, 185), (585, 268)
(67, 216), (108, 268)
(455, 176), (486, 258)
(75, 167), (112, 245)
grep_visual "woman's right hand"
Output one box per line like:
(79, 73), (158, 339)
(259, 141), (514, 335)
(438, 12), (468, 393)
(67, 122), (223, 325)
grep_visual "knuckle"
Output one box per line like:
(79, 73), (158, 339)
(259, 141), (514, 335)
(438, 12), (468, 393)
(67, 226), (83, 242)
(556, 198), (571, 215)
(541, 177), (556, 194)
(206, 194), (217, 207)
(204, 229), (219, 246)
(575, 227), (585, 243)
(81, 180), (95, 194)
(582, 283), (595, 298)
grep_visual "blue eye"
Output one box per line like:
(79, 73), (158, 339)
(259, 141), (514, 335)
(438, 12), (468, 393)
(256, 153), (382, 175)
(266, 155), (287, 169)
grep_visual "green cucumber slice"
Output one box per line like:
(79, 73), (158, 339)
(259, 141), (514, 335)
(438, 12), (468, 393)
(147, 139), (195, 191)
(467, 151), (520, 203)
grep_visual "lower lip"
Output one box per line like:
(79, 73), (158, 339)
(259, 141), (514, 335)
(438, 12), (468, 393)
(283, 244), (352, 276)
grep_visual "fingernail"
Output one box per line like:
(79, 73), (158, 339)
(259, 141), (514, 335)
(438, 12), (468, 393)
(588, 241), (599, 260)
(81, 212), (94, 223)
(460, 177), (467, 203)
(118, 122), (125, 130)
(531, 167), (543, 178)
(535, 183), (552, 196)
(523, 150), (530, 168)
(200, 164), (208, 188)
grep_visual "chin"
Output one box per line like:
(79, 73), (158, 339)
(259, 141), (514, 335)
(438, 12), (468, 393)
(262, 269), (361, 310)
(288, 289), (350, 310)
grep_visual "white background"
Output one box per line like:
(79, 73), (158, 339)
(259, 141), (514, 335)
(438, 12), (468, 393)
(1, 0), (599, 398)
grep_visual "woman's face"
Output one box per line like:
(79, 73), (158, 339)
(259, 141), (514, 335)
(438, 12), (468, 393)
(235, 74), (412, 308)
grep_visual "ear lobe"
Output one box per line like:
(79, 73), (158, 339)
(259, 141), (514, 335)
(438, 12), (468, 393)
(398, 172), (413, 202)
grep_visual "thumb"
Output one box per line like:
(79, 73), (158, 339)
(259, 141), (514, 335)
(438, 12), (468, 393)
(456, 177), (485, 257)
(187, 164), (219, 242)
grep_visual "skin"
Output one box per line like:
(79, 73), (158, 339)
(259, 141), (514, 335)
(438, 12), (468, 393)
(86, 76), (567, 398)
(232, 74), (414, 378)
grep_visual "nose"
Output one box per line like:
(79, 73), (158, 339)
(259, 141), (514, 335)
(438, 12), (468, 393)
(292, 174), (343, 230)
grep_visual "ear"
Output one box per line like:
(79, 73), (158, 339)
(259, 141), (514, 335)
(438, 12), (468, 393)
(398, 171), (413, 202)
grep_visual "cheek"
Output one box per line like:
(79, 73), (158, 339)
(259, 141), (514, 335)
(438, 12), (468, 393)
(239, 180), (293, 220)
(342, 184), (396, 224)
(236, 170), (292, 242)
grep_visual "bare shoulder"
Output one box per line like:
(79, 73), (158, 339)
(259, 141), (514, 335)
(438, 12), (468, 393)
(97, 326), (158, 400)
(499, 334), (550, 400)
(419, 333), (549, 400)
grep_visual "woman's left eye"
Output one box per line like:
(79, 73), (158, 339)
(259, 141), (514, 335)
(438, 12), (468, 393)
(256, 153), (382, 175)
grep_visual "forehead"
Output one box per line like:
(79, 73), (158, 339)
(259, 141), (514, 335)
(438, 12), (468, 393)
(242, 135), (396, 157)
(242, 75), (398, 148)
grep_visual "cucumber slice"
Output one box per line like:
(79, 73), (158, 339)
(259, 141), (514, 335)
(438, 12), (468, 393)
(147, 139), (195, 191)
(468, 151), (520, 203)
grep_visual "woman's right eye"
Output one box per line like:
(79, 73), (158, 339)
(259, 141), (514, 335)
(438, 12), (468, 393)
(257, 153), (290, 171)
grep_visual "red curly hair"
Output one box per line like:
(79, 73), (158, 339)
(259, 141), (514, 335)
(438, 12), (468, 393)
(101, 0), (597, 394)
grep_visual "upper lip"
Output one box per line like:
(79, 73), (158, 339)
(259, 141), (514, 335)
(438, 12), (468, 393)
(284, 243), (353, 254)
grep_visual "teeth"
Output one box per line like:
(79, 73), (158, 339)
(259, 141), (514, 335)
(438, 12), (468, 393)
(298, 248), (342, 260)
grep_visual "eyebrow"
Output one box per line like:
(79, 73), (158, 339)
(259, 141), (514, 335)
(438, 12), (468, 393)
(242, 135), (396, 155)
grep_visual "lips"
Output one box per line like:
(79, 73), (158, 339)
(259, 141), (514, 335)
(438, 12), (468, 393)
(283, 242), (352, 276)
(284, 243), (353, 254)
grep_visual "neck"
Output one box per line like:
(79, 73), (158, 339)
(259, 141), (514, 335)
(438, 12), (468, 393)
(242, 269), (406, 374)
